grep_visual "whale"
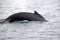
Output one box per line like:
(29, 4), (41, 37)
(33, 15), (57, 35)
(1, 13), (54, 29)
(0, 11), (47, 23)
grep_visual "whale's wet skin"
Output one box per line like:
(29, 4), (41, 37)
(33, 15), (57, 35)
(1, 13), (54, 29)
(0, 11), (47, 23)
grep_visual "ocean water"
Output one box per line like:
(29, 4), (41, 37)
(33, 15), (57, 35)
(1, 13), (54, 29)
(0, 0), (60, 40)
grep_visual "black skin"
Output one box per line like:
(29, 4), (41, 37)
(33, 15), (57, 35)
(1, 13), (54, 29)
(4, 11), (47, 23)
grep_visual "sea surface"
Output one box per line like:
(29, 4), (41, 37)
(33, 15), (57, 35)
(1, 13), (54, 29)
(0, 0), (60, 40)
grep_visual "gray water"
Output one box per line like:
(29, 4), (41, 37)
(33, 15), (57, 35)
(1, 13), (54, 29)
(0, 0), (60, 40)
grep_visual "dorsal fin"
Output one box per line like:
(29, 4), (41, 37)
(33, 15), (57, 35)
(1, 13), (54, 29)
(34, 11), (39, 15)
(34, 11), (43, 17)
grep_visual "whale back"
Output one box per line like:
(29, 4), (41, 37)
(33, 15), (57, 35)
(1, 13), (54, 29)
(34, 11), (47, 22)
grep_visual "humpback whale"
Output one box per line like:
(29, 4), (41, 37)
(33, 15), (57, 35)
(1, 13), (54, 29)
(0, 11), (47, 23)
